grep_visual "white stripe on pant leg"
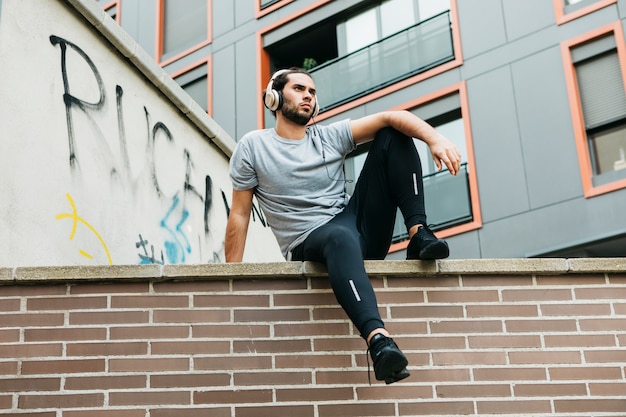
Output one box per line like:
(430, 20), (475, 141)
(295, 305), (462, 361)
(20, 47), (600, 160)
(348, 279), (361, 302)
(412, 173), (419, 195)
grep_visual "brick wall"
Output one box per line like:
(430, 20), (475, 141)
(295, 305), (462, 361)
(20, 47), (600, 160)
(1, 258), (625, 416)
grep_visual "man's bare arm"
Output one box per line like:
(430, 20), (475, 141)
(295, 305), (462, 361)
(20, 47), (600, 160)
(225, 188), (254, 262)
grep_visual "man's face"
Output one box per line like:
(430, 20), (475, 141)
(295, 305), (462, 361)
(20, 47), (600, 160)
(279, 73), (317, 126)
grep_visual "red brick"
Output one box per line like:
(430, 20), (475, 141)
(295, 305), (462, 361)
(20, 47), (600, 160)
(1, 313), (64, 327)
(376, 290), (425, 304)
(24, 327), (106, 342)
(69, 310), (149, 325)
(150, 408), (230, 417)
(274, 322), (349, 337)
(540, 302), (611, 316)
(398, 401), (474, 415)
(462, 275), (533, 286)
(427, 289), (499, 303)
(0, 344), (63, 359)
(544, 334), (616, 348)
(234, 308), (309, 322)
(473, 367), (547, 381)
(400, 335), (465, 350)
(0, 285), (65, 296)
(27, 296), (107, 311)
(195, 355), (272, 371)
(537, 275), (605, 285)
(18, 393), (103, 409)
(433, 351), (507, 366)
(109, 357), (189, 372)
(505, 319), (577, 332)
(21, 359), (105, 375)
(356, 385), (433, 400)
(110, 325), (190, 340)
(64, 375), (146, 390)
(0, 395), (11, 409)
(430, 320), (503, 334)
(233, 339), (311, 354)
(194, 389), (272, 404)
(233, 280), (307, 291)
(404, 368), (471, 383)
(589, 382), (626, 396)
(549, 366), (622, 380)
(381, 321), (429, 335)
(277, 387), (353, 402)
(234, 371), (312, 386)
(153, 309), (230, 323)
(389, 276), (460, 288)
(468, 335), (541, 349)
(466, 304), (538, 317)
(575, 287), (626, 300)
(153, 280), (229, 293)
(509, 351), (581, 365)
(584, 349), (626, 363)
(111, 295), (189, 309)
(235, 405), (314, 417)
(0, 329), (19, 343)
(437, 383), (510, 398)
(151, 373), (230, 388)
(477, 399), (551, 414)
(70, 282), (150, 294)
(66, 342), (148, 357)
(580, 318), (626, 331)
(192, 323), (270, 338)
(513, 383), (587, 396)
(312, 306), (351, 321)
(0, 378), (60, 392)
(275, 353), (351, 369)
(309, 369), (366, 385)
(109, 390), (190, 406)
(65, 410), (147, 417)
(151, 340), (229, 355)
(0, 298), (20, 311)
(555, 399), (626, 413)
(392, 305), (464, 318)
(318, 402), (395, 417)
(0, 361), (18, 375)
(194, 293), (269, 307)
(314, 336), (363, 352)
(502, 288), (572, 301)
(273, 292), (337, 307)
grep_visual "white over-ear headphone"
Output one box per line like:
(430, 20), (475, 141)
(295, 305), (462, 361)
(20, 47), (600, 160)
(263, 69), (319, 118)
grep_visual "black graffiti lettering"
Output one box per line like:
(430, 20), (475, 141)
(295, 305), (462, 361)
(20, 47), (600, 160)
(50, 35), (106, 169)
(204, 175), (213, 234)
(136, 234), (164, 265)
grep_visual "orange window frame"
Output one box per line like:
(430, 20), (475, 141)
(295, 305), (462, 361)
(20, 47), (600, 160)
(103, 0), (121, 24)
(256, 0), (295, 19)
(156, 0), (212, 66)
(561, 21), (626, 198)
(553, 0), (617, 25)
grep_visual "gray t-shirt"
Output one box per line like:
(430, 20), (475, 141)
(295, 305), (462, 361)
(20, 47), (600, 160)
(229, 119), (356, 259)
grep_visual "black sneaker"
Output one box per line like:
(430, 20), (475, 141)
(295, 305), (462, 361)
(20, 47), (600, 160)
(406, 225), (449, 260)
(367, 333), (410, 384)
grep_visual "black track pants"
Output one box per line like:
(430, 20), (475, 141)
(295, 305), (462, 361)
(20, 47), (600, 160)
(292, 127), (427, 339)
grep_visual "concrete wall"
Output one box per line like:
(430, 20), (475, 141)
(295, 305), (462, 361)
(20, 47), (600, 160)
(0, 0), (282, 267)
(1, 258), (625, 416)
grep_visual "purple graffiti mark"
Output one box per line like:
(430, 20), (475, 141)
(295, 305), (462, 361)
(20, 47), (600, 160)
(49, 35), (106, 169)
(136, 234), (164, 265)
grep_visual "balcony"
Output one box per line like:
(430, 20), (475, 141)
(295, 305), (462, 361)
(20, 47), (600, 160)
(392, 162), (472, 243)
(311, 11), (455, 112)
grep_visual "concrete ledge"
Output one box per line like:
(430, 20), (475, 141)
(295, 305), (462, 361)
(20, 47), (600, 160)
(3, 258), (623, 285)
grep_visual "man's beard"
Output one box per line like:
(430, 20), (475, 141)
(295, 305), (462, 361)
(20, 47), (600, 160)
(281, 99), (312, 126)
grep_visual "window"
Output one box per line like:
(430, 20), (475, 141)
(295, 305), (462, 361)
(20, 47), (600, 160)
(96, 0), (120, 24)
(344, 87), (478, 247)
(173, 60), (210, 114)
(159, 0), (209, 63)
(562, 22), (626, 196)
(553, 0), (617, 25)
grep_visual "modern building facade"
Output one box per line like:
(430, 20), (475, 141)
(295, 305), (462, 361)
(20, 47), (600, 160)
(96, 0), (626, 259)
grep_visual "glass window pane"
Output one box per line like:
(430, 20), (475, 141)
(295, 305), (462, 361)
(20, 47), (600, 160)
(589, 124), (626, 174)
(345, 8), (378, 53)
(163, 0), (208, 57)
(418, 0), (450, 21)
(380, 0), (416, 38)
(182, 76), (208, 112)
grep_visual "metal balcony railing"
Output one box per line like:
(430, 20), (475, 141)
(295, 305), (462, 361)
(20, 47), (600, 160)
(311, 11), (455, 112)
(392, 163), (472, 243)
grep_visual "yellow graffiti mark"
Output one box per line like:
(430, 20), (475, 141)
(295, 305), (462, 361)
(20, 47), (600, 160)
(56, 193), (113, 265)
(79, 250), (93, 259)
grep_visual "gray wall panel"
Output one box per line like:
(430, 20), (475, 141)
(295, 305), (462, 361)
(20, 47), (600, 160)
(511, 46), (583, 208)
(213, 0), (235, 39)
(234, 36), (260, 140)
(467, 67), (529, 223)
(502, 0), (554, 41)
(456, 0), (507, 59)
(213, 45), (237, 140)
